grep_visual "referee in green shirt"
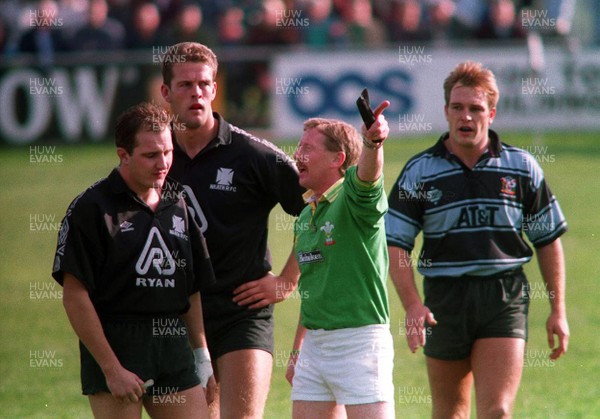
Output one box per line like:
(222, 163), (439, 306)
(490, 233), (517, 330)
(285, 100), (395, 419)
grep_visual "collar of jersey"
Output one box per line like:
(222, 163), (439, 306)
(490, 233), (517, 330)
(107, 168), (180, 206)
(171, 112), (232, 157)
(433, 129), (503, 160)
(303, 177), (345, 206)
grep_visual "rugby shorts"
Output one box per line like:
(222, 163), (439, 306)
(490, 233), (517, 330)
(291, 324), (394, 405)
(201, 291), (274, 359)
(423, 268), (529, 360)
(80, 316), (200, 395)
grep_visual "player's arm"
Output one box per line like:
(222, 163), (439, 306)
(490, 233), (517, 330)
(62, 273), (145, 402)
(388, 246), (436, 353)
(286, 314), (307, 386)
(233, 248), (300, 309)
(357, 101), (390, 183)
(535, 238), (569, 359)
(180, 292), (216, 402)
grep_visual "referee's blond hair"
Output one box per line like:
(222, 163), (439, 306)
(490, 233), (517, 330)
(303, 118), (362, 174)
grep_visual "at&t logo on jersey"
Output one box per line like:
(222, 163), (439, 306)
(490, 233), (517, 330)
(135, 227), (176, 288)
(209, 168), (237, 192)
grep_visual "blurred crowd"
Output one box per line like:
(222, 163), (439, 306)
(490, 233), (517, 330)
(0, 0), (590, 59)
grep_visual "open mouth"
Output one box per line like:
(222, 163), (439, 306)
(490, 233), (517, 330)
(190, 103), (203, 111)
(458, 126), (473, 133)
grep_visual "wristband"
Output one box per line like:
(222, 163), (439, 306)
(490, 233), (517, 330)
(193, 347), (213, 387)
(362, 136), (382, 150)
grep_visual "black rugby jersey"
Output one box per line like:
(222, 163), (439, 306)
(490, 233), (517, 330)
(169, 113), (305, 293)
(386, 130), (567, 278)
(52, 169), (215, 317)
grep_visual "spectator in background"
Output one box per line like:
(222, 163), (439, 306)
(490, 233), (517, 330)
(386, 0), (431, 42)
(165, 2), (216, 46)
(246, 0), (299, 46)
(477, 0), (525, 40)
(70, 0), (126, 51)
(0, 18), (8, 55)
(337, 0), (387, 47)
(106, 0), (132, 29)
(427, 0), (456, 44)
(297, 0), (347, 48)
(17, 0), (68, 65)
(126, 2), (167, 49)
(217, 6), (246, 46)
(451, 0), (487, 39)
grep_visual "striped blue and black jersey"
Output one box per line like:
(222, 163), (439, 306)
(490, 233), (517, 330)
(385, 130), (567, 278)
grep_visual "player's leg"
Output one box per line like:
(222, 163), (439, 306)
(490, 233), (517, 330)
(89, 392), (143, 419)
(143, 384), (209, 419)
(345, 401), (394, 419)
(426, 357), (473, 419)
(215, 348), (272, 419)
(293, 401), (345, 419)
(471, 337), (525, 418)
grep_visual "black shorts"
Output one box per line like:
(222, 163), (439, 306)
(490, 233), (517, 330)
(423, 269), (529, 360)
(80, 316), (200, 395)
(201, 291), (274, 359)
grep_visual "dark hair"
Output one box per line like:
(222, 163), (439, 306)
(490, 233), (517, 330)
(115, 102), (171, 154)
(161, 42), (218, 87)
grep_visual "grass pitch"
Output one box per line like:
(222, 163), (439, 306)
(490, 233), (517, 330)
(0, 132), (598, 418)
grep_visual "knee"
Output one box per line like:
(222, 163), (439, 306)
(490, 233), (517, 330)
(481, 401), (512, 419)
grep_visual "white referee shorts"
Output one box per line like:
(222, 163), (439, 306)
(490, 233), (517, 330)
(291, 324), (394, 405)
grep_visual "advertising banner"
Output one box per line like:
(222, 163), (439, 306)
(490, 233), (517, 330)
(272, 46), (600, 139)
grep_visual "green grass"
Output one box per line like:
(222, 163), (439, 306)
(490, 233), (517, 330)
(0, 132), (598, 418)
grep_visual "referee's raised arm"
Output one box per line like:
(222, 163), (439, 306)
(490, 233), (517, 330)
(357, 100), (390, 183)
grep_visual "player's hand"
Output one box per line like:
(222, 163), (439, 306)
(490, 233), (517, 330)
(233, 272), (295, 309)
(361, 100), (390, 144)
(285, 351), (300, 386)
(404, 304), (437, 353)
(546, 311), (569, 360)
(103, 364), (145, 403)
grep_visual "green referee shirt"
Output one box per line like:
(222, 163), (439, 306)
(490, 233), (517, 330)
(294, 165), (390, 330)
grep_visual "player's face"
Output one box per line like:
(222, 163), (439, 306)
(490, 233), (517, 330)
(444, 84), (496, 153)
(161, 62), (217, 130)
(294, 128), (342, 193)
(120, 128), (173, 194)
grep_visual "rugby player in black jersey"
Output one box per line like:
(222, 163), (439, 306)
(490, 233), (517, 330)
(160, 42), (305, 419)
(53, 102), (216, 419)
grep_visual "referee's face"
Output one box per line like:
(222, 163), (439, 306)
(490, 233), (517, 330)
(161, 62), (217, 130)
(295, 128), (344, 196)
(444, 84), (496, 154)
(119, 128), (173, 194)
